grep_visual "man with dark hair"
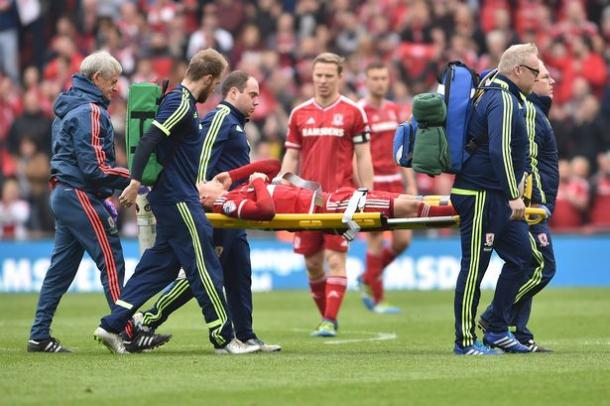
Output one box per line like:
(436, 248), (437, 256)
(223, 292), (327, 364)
(134, 70), (281, 352)
(94, 51), (258, 355)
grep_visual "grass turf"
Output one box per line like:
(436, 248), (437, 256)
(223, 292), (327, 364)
(1, 288), (609, 405)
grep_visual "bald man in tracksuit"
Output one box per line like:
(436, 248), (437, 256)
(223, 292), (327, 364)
(480, 62), (559, 352)
(451, 44), (542, 355)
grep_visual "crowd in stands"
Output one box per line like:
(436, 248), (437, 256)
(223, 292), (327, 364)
(1, 0), (609, 239)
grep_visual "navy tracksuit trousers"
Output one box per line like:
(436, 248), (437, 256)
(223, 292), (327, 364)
(30, 185), (126, 340)
(451, 188), (532, 348)
(100, 200), (233, 348)
(481, 220), (556, 342)
(141, 228), (255, 342)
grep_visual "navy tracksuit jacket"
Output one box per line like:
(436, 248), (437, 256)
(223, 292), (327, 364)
(481, 92), (559, 342)
(450, 74), (532, 348)
(30, 74), (131, 340)
(140, 101), (258, 342)
(100, 85), (233, 348)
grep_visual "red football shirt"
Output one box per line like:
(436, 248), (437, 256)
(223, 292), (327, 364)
(285, 96), (369, 191)
(359, 99), (402, 177)
(213, 183), (319, 219)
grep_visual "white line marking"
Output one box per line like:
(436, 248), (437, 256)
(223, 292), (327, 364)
(290, 328), (397, 345)
(325, 332), (397, 345)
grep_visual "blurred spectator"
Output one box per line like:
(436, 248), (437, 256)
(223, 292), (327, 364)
(0, 177), (29, 240)
(549, 35), (606, 103)
(0, 0), (19, 82)
(0, 72), (22, 178)
(550, 158), (590, 230)
(187, 11), (234, 58)
(553, 0), (598, 39)
(590, 152), (610, 228)
(7, 90), (52, 156)
(14, 135), (52, 236)
(0, 0), (608, 235)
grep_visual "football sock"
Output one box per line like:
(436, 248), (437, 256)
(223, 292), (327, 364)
(365, 253), (384, 303)
(309, 275), (327, 316)
(324, 276), (347, 322)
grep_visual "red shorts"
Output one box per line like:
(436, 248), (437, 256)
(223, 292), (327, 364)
(324, 188), (399, 218)
(293, 231), (348, 255)
(373, 179), (404, 194)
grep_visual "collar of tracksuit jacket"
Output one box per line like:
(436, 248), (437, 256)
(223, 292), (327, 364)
(527, 92), (552, 116)
(219, 100), (247, 126)
(492, 73), (526, 102)
(53, 74), (109, 119)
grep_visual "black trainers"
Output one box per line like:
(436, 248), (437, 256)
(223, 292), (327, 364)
(521, 339), (553, 353)
(27, 337), (71, 353)
(123, 329), (172, 353)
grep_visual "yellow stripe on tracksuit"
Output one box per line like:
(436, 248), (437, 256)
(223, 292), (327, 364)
(197, 105), (231, 183)
(142, 278), (190, 325)
(500, 90), (519, 199)
(524, 100), (546, 204)
(152, 88), (190, 136)
(451, 187), (486, 348)
(176, 202), (227, 345)
(514, 233), (545, 303)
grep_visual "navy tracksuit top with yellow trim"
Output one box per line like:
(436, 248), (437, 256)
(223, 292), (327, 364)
(453, 74), (529, 200)
(197, 101), (250, 185)
(149, 84), (202, 204)
(525, 93), (559, 213)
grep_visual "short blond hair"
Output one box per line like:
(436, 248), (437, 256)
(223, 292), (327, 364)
(313, 52), (345, 75)
(498, 43), (539, 74)
(186, 48), (228, 81)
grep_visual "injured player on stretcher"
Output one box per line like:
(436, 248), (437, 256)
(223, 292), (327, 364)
(197, 159), (456, 221)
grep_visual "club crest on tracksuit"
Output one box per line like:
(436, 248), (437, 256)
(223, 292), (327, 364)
(107, 216), (118, 235)
(484, 233), (495, 251)
(537, 232), (549, 247)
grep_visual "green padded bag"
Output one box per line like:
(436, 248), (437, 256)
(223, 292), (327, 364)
(411, 93), (451, 176)
(125, 82), (165, 186)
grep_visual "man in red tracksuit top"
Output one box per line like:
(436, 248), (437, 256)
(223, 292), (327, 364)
(198, 159), (455, 221)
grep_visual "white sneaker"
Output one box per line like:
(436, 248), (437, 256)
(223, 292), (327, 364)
(246, 338), (281, 353)
(94, 326), (127, 354)
(215, 338), (261, 355)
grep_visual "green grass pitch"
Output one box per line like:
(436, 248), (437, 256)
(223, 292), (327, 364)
(1, 289), (609, 405)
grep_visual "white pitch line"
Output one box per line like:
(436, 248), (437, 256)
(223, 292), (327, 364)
(324, 332), (397, 345)
(290, 328), (397, 345)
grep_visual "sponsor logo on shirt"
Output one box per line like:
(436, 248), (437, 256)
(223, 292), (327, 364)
(302, 127), (345, 137)
(306, 117), (316, 125)
(371, 121), (398, 133)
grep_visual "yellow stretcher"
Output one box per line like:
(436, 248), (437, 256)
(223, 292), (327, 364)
(206, 207), (548, 232)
